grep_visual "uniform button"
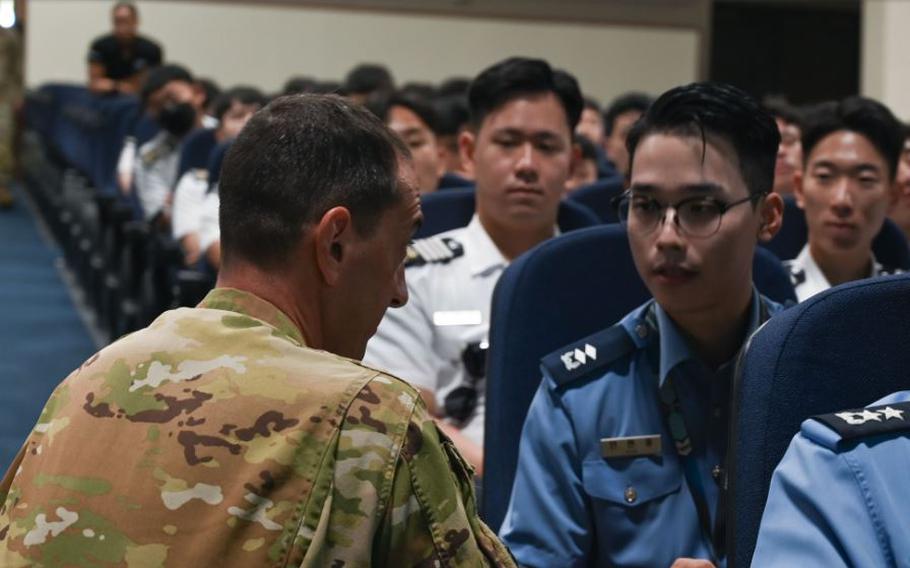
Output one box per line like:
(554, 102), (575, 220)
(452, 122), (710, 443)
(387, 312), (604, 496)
(635, 324), (648, 339)
(624, 486), (637, 504)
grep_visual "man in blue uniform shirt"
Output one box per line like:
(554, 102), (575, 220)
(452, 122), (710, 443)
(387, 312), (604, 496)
(501, 82), (786, 568)
(752, 391), (910, 566)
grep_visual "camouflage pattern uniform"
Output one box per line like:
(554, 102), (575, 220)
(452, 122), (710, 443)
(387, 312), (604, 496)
(0, 288), (515, 567)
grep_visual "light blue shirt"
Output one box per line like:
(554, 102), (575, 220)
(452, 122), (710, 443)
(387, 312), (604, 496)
(501, 291), (779, 568)
(752, 390), (910, 567)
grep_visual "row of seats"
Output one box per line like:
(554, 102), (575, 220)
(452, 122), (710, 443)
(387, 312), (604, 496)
(24, 84), (217, 340)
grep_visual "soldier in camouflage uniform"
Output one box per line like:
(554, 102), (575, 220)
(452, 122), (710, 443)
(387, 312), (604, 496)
(0, 94), (515, 567)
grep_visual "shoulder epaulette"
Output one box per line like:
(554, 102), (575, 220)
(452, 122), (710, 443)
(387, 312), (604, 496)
(140, 139), (174, 167)
(405, 236), (464, 268)
(541, 324), (636, 387)
(193, 168), (209, 181)
(810, 401), (910, 445)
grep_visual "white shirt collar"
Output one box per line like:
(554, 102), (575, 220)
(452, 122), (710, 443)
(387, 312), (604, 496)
(464, 215), (509, 278)
(793, 244), (883, 301)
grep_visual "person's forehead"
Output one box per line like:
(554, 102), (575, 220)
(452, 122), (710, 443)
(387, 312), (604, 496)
(631, 133), (743, 191)
(388, 105), (429, 130)
(113, 7), (135, 20)
(480, 92), (570, 134)
(808, 130), (887, 167)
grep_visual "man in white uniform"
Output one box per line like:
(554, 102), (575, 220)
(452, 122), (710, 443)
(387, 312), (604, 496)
(785, 96), (904, 302)
(364, 57), (583, 472)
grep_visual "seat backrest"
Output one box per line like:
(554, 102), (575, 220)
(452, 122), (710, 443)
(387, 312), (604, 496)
(413, 187), (477, 239)
(177, 128), (218, 181)
(565, 176), (625, 223)
(482, 225), (646, 531)
(414, 187), (600, 239)
(762, 195), (910, 269)
(728, 273), (910, 567)
(482, 227), (797, 531)
(207, 139), (234, 190)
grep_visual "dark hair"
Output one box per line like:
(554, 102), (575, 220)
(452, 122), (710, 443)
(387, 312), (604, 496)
(604, 92), (652, 136)
(626, 82), (780, 196)
(467, 57), (583, 132)
(283, 76), (318, 95)
(583, 97), (602, 113)
(801, 96), (904, 180)
(113, 1), (137, 18)
(212, 86), (268, 121)
(219, 95), (410, 268)
(366, 90), (439, 133)
(433, 94), (470, 138)
(437, 77), (471, 98)
(197, 78), (221, 110)
(314, 81), (344, 95)
(344, 64), (394, 96)
(763, 96), (803, 128)
(903, 123), (910, 142)
(575, 134), (598, 161)
(140, 64), (194, 108)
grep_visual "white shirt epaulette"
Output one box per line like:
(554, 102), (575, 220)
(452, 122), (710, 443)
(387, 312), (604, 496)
(406, 236), (465, 268)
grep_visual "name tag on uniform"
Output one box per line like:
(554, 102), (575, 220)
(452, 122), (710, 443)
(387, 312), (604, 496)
(433, 310), (483, 326)
(600, 435), (662, 458)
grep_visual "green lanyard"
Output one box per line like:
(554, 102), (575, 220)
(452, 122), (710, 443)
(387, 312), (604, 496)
(644, 299), (771, 565)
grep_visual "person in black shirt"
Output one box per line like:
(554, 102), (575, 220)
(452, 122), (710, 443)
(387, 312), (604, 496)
(87, 2), (162, 94)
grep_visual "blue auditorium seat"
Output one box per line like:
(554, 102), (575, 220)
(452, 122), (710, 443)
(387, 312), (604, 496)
(762, 195), (910, 269)
(728, 273), (910, 567)
(92, 95), (142, 195)
(413, 187), (600, 239)
(177, 128), (218, 181)
(207, 139), (233, 189)
(482, 226), (796, 532)
(565, 176), (625, 223)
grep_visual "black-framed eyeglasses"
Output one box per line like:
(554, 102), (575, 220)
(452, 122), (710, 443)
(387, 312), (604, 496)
(611, 191), (767, 238)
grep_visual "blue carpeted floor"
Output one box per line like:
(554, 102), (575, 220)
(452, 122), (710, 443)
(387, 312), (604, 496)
(0, 186), (97, 472)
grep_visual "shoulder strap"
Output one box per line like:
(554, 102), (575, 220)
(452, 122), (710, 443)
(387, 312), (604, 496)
(541, 324), (637, 387)
(405, 236), (464, 268)
(811, 401), (910, 443)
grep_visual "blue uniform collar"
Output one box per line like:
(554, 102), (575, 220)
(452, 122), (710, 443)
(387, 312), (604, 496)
(654, 288), (763, 388)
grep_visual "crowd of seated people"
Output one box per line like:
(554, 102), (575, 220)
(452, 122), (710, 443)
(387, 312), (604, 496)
(5, 2), (910, 564)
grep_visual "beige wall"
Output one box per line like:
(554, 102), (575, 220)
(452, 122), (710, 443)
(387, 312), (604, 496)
(25, 0), (701, 103)
(862, 0), (910, 121)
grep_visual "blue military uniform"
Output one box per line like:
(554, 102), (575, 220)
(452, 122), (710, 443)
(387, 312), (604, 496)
(501, 291), (781, 568)
(752, 391), (910, 567)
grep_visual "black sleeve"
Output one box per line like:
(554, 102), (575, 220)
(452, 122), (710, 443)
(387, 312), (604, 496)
(87, 36), (106, 63)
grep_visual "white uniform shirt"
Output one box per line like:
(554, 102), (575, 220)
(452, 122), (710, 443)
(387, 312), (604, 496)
(784, 243), (890, 302)
(134, 131), (180, 220)
(171, 169), (209, 240)
(364, 215), (511, 446)
(198, 190), (220, 254)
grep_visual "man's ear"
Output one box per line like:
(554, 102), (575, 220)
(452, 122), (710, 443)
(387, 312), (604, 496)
(758, 191), (784, 243)
(458, 129), (477, 178)
(313, 206), (354, 286)
(569, 141), (583, 179)
(792, 169), (806, 209)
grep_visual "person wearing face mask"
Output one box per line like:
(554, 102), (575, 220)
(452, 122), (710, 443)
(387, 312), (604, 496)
(132, 64), (206, 230)
(171, 86), (268, 266)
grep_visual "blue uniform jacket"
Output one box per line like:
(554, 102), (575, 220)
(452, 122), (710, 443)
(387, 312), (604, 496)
(752, 391), (910, 567)
(501, 292), (781, 568)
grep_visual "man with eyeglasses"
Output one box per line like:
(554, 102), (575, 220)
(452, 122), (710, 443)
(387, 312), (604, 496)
(500, 82), (785, 568)
(785, 97), (904, 302)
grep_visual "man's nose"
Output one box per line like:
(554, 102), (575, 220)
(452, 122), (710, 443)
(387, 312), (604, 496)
(389, 264), (409, 308)
(654, 208), (686, 250)
(830, 177), (854, 212)
(515, 143), (538, 180)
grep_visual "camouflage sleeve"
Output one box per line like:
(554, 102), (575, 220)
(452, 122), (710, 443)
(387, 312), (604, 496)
(372, 402), (515, 567)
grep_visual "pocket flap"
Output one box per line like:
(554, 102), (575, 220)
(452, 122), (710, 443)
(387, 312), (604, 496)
(582, 457), (682, 507)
